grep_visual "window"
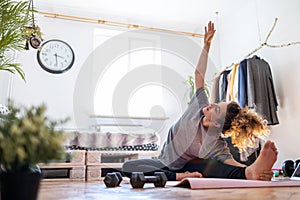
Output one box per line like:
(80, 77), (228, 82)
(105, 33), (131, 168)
(92, 27), (195, 136)
(93, 28), (162, 119)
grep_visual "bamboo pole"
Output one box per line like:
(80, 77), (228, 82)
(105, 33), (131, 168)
(38, 11), (204, 38)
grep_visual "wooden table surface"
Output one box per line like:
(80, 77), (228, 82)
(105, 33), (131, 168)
(38, 179), (300, 200)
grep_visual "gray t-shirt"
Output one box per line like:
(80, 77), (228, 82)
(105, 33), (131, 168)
(158, 87), (232, 170)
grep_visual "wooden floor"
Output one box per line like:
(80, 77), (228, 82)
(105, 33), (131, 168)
(38, 179), (300, 200)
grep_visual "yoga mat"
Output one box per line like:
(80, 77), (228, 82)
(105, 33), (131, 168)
(172, 178), (300, 189)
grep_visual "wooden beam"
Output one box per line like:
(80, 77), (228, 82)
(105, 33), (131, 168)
(38, 11), (204, 38)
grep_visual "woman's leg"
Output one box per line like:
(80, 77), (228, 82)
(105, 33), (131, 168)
(180, 141), (278, 180)
(181, 158), (246, 179)
(122, 159), (177, 180)
(122, 141), (277, 181)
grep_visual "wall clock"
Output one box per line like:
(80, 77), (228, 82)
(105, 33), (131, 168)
(37, 39), (75, 74)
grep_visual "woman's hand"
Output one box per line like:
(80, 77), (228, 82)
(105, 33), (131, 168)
(194, 20), (216, 90)
(204, 21), (216, 46)
(176, 171), (203, 181)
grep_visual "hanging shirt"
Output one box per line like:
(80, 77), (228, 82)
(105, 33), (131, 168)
(226, 71), (232, 101)
(228, 64), (239, 101)
(210, 74), (221, 103)
(238, 59), (248, 107)
(218, 74), (224, 102)
(246, 56), (279, 125)
(221, 70), (231, 101)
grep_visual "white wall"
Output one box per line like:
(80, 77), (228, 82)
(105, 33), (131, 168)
(1, 0), (300, 168)
(6, 16), (95, 128)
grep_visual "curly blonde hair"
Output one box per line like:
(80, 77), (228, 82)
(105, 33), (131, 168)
(222, 103), (270, 153)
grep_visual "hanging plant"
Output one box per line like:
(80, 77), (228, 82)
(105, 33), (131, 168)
(21, 0), (43, 50)
(21, 25), (43, 50)
(0, 0), (42, 80)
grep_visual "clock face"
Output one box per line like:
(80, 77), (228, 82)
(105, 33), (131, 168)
(37, 39), (75, 74)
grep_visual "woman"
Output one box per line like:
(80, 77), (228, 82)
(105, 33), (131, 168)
(122, 21), (277, 181)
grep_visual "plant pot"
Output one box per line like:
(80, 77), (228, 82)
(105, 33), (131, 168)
(0, 170), (42, 200)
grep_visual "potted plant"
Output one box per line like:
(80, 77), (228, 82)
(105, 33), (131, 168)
(0, 103), (67, 200)
(22, 25), (43, 50)
(21, 0), (43, 50)
(0, 0), (41, 80)
(185, 75), (210, 100)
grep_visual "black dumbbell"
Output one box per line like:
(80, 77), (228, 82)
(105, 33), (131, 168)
(130, 172), (167, 188)
(282, 159), (300, 177)
(104, 172), (123, 188)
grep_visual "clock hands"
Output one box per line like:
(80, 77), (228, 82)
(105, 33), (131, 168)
(38, 39), (74, 74)
(54, 53), (58, 66)
(54, 53), (65, 66)
(54, 53), (64, 59)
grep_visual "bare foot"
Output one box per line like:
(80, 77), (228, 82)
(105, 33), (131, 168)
(176, 171), (203, 181)
(245, 140), (278, 181)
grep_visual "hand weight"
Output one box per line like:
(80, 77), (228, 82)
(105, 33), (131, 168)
(282, 159), (300, 177)
(130, 172), (167, 188)
(104, 172), (123, 188)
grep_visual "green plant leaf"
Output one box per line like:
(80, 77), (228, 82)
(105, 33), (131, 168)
(0, 102), (69, 171)
(185, 75), (211, 100)
(0, 0), (38, 80)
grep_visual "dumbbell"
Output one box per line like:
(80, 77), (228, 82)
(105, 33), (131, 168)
(282, 159), (300, 177)
(130, 172), (167, 188)
(103, 172), (123, 188)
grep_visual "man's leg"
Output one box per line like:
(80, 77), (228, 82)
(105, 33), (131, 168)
(122, 159), (177, 180)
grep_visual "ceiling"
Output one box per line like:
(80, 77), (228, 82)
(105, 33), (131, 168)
(35, 0), (250, 34)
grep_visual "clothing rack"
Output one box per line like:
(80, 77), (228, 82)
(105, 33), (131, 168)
(222, 18), (300, 72)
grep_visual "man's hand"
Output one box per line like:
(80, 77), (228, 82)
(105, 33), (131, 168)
(204, 21), (216, 46)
